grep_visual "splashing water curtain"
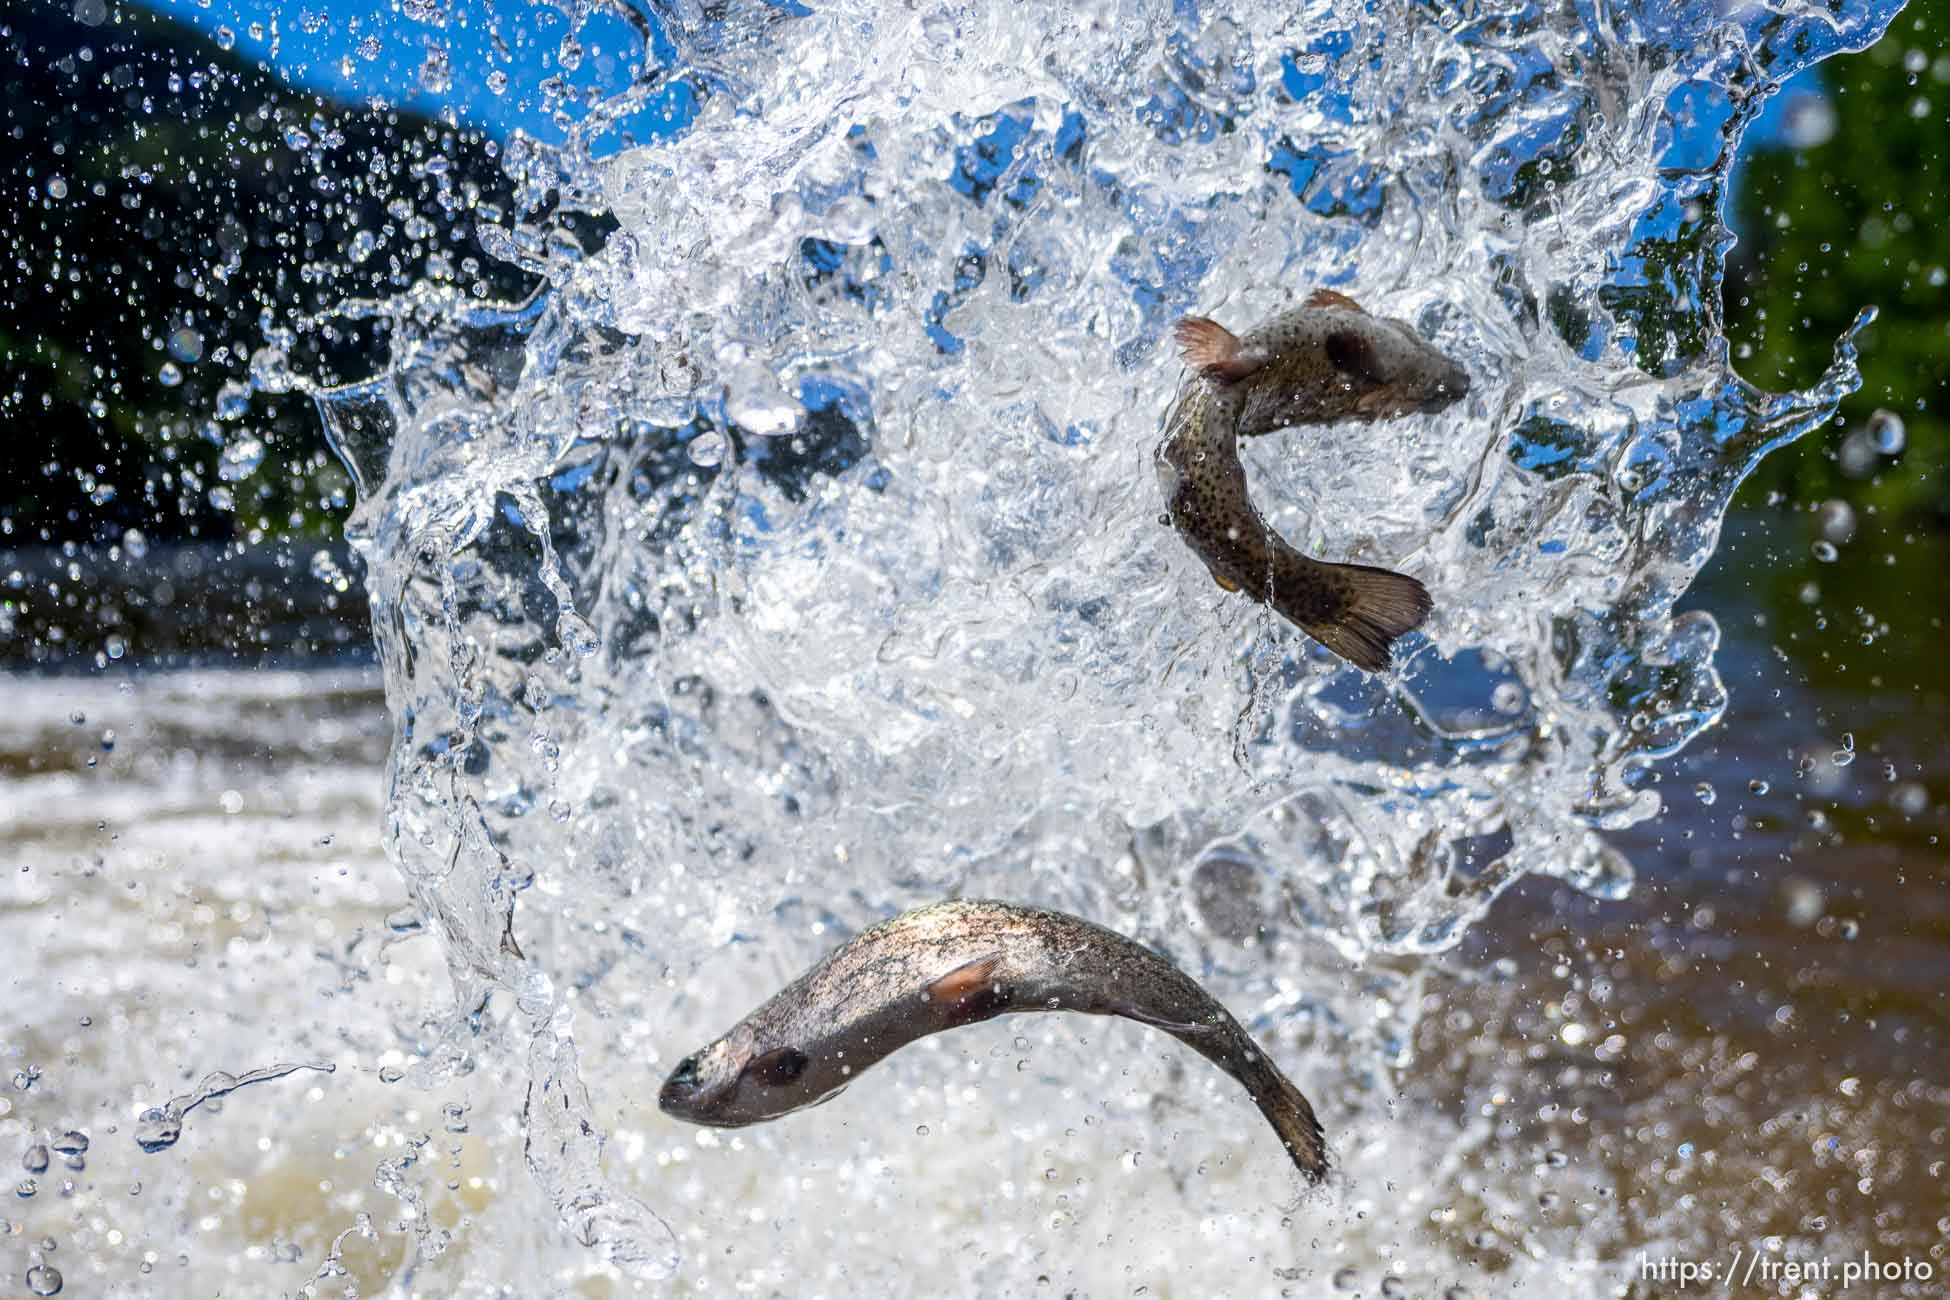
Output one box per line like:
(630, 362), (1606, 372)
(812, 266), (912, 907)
(247, 0), (1903, 1291)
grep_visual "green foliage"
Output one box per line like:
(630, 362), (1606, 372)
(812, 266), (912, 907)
(1726, 0), (1950, 526)
(0, 3), (530, 546)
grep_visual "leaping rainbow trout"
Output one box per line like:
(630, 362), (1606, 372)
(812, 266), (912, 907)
(1156, 288), (1470, 671)
(658, 898), (1328, 1181)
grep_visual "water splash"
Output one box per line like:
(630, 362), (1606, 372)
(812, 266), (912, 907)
(308, 0), (1902, 1288)
(134, 1060), (337, 1153)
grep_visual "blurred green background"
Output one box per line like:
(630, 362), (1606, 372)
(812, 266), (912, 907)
(1729, 0), (1949, 528)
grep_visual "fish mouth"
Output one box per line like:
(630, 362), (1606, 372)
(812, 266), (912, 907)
(1359, 368), (1468, 418)
(1433, 365), (1470, 407)
(657, 1054), (721, 1121)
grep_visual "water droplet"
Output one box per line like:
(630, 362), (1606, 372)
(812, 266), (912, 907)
(378, 1065), (405, 1084)
(556, 610), (600, 657)
(157, 362), (184, 388)
(311, 549), (351, 594)
(822, 196), (876, 243)
(419, 47), (453, 94)
(687, 430), (727, 468)
(249, 344), (295, 393)
(1783, 879), (1824, 927)
(218, 436), (265, 482)
(1816, 499), (1855, 545)
(357, 34), (381, 61)
(46, 176), (68, 200)
(486, 69), (509, 95)
(26, 1263), (62, 1296)
(214, 25), (235, 50)
(1868, 408), (1906, 454)
(1333, 1266), (1362, 1290)
(723, 363), (804, 437)
(1810, 540), (1838, 563)
(48, 1132), (87, 1157)
(15, 1179), (37, 1198)
(135, 1108), (182, 1154)
(1693, 782), (1716, 806)
(1748, 779), (1769, 796)
(121, 528), (148, 560)
(21, 1145), (48, 1174)
(1838, 430), (1877, 479)
(915, 1124), (931, 1136)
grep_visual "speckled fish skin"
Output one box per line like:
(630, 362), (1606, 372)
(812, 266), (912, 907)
(1154, 292), (1467, 671)
(658, 898), (1329, 1181)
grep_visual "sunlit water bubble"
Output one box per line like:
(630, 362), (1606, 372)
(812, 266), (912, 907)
(283, 0), (1907, 1290)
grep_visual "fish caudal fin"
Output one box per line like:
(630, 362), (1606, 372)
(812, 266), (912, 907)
(1243, 1054), (1330, 1182)
(1299, 563), (1432, 672)
(1173, 316), (1263, 382)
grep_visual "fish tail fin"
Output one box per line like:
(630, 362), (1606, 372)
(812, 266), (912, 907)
(1243, 1054), (1330, 1182)
(1293, 562), (1432, 673)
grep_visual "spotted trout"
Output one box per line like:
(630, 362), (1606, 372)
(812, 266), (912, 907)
(1155, 288), (1469, 671)
(658, 898), (1329, 1181)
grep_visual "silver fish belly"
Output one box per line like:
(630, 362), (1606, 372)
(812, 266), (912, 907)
(658, 898), (1329, 1181)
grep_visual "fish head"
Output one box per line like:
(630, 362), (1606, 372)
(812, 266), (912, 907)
(658, 1022), (845, 1127)
(1324, 317), (1470, 420)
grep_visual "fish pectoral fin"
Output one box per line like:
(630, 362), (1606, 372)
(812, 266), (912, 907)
(1173, 316), (1265, 383)
(1213, 573), (1241, 593)
(1108, 1002), (1221, 1038)
(925, 953), (1012, 1024)
(1305, 288), (1365, 313)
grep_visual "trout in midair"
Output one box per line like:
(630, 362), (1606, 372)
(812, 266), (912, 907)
(1155, 289), (1470, 671)
(658, 898), (1329, 1182)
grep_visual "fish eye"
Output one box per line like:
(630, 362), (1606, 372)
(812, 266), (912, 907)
(747, 1046), (810, 1087)
(668, 1054), (700, 1087)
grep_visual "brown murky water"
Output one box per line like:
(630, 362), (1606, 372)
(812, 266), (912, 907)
(1424, 506), (1950, 1295)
